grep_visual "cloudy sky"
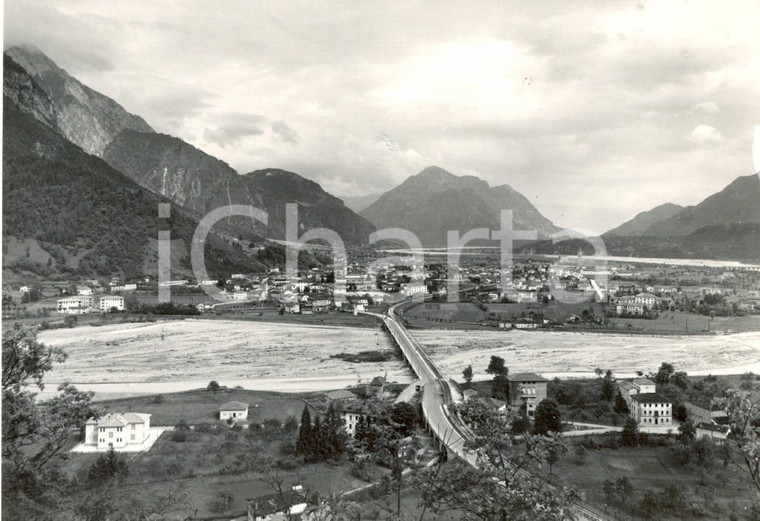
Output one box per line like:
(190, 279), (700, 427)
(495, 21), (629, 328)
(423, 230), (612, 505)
(5, 0), (760, 234)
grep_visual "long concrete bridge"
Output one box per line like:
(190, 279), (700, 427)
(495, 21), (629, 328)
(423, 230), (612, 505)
(371, 300), (614, 521)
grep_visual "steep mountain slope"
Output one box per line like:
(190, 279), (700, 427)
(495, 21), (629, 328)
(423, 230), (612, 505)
(103, 131), (375, 244)
(341, 193), (382, 213)
(2, 96), (258, 279)
(244, 169), (377, 243)
(3, 54), (57, 129)
(360, 166), (559, 247)
(4, 45), (154, 156)
(606, 203), (684, 236)
(642, 175), (760, 237)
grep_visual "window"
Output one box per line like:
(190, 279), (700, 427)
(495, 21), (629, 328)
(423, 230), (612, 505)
(130, 434), (135, 441)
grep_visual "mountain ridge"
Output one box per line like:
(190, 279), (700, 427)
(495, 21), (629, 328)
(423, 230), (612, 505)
(361, 166), (560, 247)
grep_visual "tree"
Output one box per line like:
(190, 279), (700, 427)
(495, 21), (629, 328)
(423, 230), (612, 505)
(673, 402), (688, 422)
(655, 362), (675, 386)
(621, 418), (639, 447)
(391, 402), (418, 437)
(691, 436), (715, 484)
(2, 326), (98, 513)
(671, 371), (689, 389)
(602, 480), (616, 503)
(462, 365), (474, 387)
(639, 490), (658, 518)
(492, 373), (510, 401)
(545, 435), (569, 475)
(615, 477), (633, 504)
(486, 356), (507, 376)
(533, 399), (562, 435)
(677, 420), (696, 446)
(600, 370), (614, 401)
(206, 380), (221, 393)
(574, 444), (587, 465)
(613, 391), (629, 415)
(88, 447), (129, 483)
(417, 399), (577, 521)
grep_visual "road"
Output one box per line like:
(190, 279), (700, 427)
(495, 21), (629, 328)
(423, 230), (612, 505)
(372, 302), (612, 521)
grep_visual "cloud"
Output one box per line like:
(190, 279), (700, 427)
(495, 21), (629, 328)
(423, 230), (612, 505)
(690, 101), (721, 115)
(202, 114), (267, 148)
(271, 121), (299, 145)
(690, 124), (724, 144)
(5, 0), (760, 232)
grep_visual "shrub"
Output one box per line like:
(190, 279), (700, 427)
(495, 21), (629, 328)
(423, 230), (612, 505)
(153, 394), (164, 404)
(208, 492), (234, 513)
(87, 448), (129, 483)
(171, 430), (187, 443)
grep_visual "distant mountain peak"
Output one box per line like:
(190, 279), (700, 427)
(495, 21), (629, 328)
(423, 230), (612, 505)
(4, 44), (154, 156)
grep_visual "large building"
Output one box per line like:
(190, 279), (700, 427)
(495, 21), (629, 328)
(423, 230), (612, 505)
(507, 373), (548, 417)
(84, 412), (151, 449)
(630, 393), (673, 426)
(98, 295), (125, 311)
(57, 296), (94, 314)
(618, 378), (656, 410)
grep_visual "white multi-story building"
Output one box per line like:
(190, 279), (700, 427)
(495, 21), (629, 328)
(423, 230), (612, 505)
(84, 412), (151, 449)
(630, 393), (672, 427)
(57, 296), (93, 314)
(99, 295), (125, 311)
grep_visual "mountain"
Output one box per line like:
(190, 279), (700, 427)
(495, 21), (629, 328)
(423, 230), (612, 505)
(3, 54), (57, 130)
(4, 45), (154, 156)
(103, 131), (376, 244)
(640, 175), (760, 237)
(341, 193), (382, 213)
(360, 166), (560, 247)
(606, 203), (683, 236)
(2, 94), (260, 280)
(243, 169), (377, 243)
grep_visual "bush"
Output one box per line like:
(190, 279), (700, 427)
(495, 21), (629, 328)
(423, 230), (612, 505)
(87, 448), (129, 483)
(171, 430), (187, 443)
(276, 457), (300, 471)
(153, 394), (165, 404)
(208, 492), (234, 513)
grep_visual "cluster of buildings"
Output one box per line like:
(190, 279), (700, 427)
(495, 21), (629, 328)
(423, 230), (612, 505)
(56, 294), (125, 314)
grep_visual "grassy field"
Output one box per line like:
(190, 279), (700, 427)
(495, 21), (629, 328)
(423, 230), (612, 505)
(550, 444), (759, 519)
(60, 422), (375, 518)
(94, 388), (322, 426)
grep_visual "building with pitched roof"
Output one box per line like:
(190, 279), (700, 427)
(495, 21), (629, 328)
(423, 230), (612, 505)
(630, 393), (672, 426)
(507, 372), (547, 417)
(84, 412), (151, 449)
(247, 486), (308, 521)
(220, 401), (249, 422)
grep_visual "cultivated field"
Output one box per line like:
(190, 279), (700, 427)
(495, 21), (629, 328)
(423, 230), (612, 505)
(414, 329), (760, 378)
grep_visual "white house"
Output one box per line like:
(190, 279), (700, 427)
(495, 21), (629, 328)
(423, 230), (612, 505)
(630, 393), (672, 427)
(84, 412), (151, 449)
(99, 295), (125, 312)
(340, 406), (365, 438)
(77, 286), (93, 296)
(57, 296), (94, 314)
(220, 401), (249, 422)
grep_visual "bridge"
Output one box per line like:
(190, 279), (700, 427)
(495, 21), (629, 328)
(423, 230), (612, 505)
(372, 301), (614, 521)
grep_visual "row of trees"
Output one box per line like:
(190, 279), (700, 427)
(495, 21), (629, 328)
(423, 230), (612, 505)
(295, 404), (347, 462)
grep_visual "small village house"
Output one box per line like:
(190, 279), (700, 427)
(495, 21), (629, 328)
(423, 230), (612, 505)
(220, 401), (249, 422)
(247, 486), (307, 521)
(85, 412), (151, 449)
(324, 389), (358, 405)
(507, 373), (547, 417)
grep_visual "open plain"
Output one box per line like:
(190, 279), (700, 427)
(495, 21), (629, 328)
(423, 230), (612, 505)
(38, 319), (760, 397)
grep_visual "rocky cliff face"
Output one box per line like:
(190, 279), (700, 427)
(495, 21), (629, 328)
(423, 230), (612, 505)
(5, 45), (154, 156)
(104, 131), (376, 243)
(3, 55), (58, 130)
